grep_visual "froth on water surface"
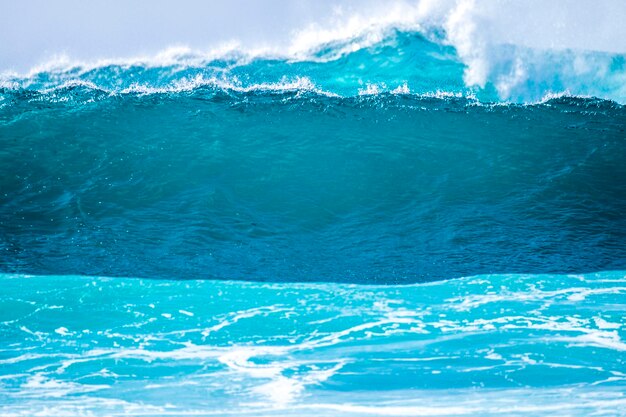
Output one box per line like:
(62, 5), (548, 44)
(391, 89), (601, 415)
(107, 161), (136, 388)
(0, 272), (625, 416)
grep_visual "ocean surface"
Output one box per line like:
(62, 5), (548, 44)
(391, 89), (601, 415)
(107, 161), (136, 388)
(1, 272), (626, 416)
(1, 26), (626, 416)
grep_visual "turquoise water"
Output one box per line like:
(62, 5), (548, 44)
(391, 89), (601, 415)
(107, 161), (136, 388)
(1, 29), (626, 415)
(1, 272), (626, 416)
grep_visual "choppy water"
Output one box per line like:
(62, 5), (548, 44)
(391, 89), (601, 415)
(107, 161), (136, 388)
(1, 272), (626, 416)
(1, 27), (626, 416)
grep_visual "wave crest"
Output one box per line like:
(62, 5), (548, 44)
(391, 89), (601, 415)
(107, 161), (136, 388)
(2, 21), (626, 104)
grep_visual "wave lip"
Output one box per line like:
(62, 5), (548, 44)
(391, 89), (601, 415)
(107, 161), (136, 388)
(2, 27), (626, 104)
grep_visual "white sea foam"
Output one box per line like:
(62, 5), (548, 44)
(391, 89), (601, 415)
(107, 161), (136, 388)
(117, 75), (335, 97)
(447, 285), (626, 310)
(18, 374), (109, 398)
(2, 272), (625, 415)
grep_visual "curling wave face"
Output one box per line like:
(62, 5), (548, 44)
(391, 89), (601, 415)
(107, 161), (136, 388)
(1, 55), (626, 282)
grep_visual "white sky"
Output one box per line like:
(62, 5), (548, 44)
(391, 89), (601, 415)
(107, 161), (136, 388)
(1, 0), (368, 71)
(2, 0), (625, 73)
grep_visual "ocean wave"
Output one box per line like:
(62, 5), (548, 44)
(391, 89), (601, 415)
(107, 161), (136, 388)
(2, 24), (626, 104)
(3, 2), (626, 415)
(2, 84), (625, 282)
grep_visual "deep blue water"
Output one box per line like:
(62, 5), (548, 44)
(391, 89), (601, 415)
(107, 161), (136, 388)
(1, 30), (626, 416)
(1, 88), (625, 282)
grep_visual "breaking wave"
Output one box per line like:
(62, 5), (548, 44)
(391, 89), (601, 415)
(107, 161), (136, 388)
(2, 18), (626, 104)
